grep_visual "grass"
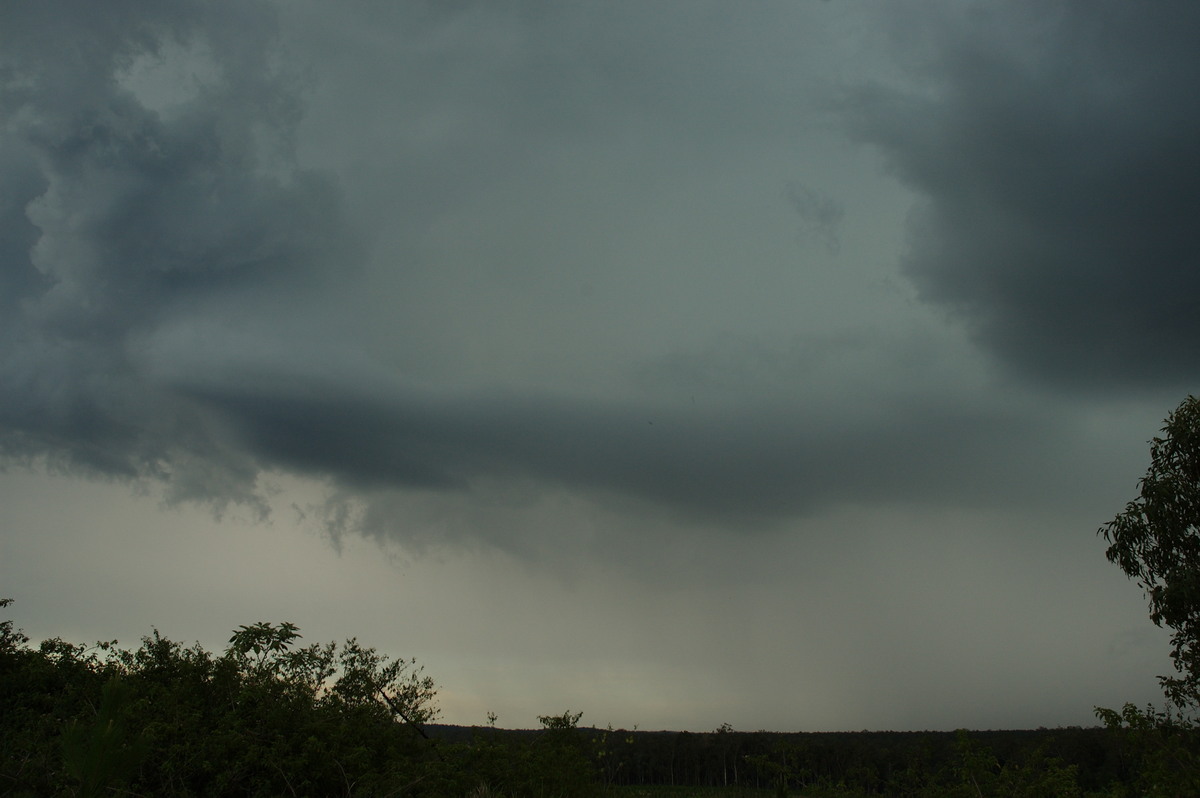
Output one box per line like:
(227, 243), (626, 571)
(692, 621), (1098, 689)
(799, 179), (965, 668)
(606, 787), (783, 798)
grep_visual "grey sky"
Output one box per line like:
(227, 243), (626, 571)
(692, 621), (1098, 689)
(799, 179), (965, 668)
(0, 0), (1191, 731)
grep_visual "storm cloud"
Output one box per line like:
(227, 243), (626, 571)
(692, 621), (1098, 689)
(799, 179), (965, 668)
(849, 0), (1200, 389)
(1, 0), (356, 513)
(1, 0), (1077, 537)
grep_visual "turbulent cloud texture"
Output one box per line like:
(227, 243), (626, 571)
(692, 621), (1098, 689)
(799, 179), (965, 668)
(851, 0), (1200, 388)
(2, 0), (1196, 542)
(1, 0), (355, 514)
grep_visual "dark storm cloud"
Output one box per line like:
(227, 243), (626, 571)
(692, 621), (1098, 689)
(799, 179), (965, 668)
(0, 0), (355, 512)
(847, 1), (1200, 389)
(154, 351), (1072, 527)
(1, 0), (1116, 542)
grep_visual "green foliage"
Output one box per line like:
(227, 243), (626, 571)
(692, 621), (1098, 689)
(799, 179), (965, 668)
(434, 711), (598, 798)
(532, 710), (597, 797)
(593, 722), (638, 788)
(1095, 703), (1200, 797)
(0, 604), (447, 796)
(944, 729), (1080, 798)
(330, 637), (439, 730)
(743, 748), (792, 797)
(227, 620), (303, 678)
(538, 709), (583, 732)
(1096, 396), (1200, 795)
(61, 676), (147, 797)
(0, 597), (27, 654)
(1100, 395), (1200, 710)
(0, 600), (611, 797)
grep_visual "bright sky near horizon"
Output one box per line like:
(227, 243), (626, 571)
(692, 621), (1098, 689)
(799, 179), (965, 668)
(2, 0), (1196, 732)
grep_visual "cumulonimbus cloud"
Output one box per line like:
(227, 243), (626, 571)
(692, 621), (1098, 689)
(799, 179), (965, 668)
(0, 0), (358, 513)
(0, 0), (1135, 550)
(846, 0), (1200, 389)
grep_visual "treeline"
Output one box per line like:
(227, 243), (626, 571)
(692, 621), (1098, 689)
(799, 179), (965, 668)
(0, 604), (593, 797)
(3, 600), (1198, 796)
(434, 724), (1104, 787)
(451, 720), (1152, 792)
(432, 723), (1145, 796)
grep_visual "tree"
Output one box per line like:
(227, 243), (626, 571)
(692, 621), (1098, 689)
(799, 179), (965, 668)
(0, 600), (452, 797)
(61, 676), (148, 798)
(1100, 395), (1200, 709)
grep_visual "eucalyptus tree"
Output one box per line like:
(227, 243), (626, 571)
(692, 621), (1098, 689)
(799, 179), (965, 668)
(1101, 395), (1200, 709)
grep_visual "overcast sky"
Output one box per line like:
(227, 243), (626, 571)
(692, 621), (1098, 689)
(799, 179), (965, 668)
(2, 0), (1196, 732)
